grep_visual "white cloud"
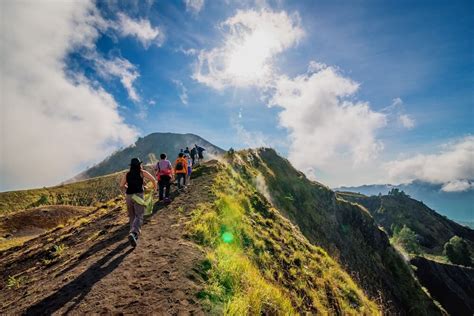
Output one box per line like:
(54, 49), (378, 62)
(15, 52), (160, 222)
(94, 55), (141, 102)
(269, 64), (387, 176)
(385, 97), (416, 129)
(233, 121), (269, 148)
(0, 1), (137, 191)
(185, 0), (205, 15)
(193, 9), (304, 89)
(399, 114), (415, 129)
(386, 136), (474, 190)
(173, 80), (189, 105)
(116, 13), (164, 48)
(392, 97), (403, 107)
(441, 180), (473, 192)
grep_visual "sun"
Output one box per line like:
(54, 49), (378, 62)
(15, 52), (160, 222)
(225, 29), (275, 86)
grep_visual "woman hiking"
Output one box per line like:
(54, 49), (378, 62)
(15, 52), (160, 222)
(155, 153), (173, 203)
(120, 158), (157, 247)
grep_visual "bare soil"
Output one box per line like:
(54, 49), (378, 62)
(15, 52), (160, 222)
(0, 162), (219, 315)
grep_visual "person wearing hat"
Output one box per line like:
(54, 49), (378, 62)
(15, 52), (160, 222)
(120, 157), (157, 247)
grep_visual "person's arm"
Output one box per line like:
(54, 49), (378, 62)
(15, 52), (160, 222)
(142, 170), (158, 191)
(120, 174), (127, 194)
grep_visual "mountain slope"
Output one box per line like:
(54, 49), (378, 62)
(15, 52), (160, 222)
(228, 148), (442, 314)
(0, 172), (123, 216)
(72, 132), (225, 181)
(1, 160), (379, 314)
(410, 256), (474, 316)
(337, 191), (474, 256)
(337, 181), (474, 225)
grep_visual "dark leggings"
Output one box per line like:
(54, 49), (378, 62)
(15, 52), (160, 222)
(176, 173), (186, 188)
(158, 176), (171, 200)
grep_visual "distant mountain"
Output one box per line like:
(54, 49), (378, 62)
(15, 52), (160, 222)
(70, 132), (225, 181)
(336, 180), (474, 225)
(337, 191), (474, 256)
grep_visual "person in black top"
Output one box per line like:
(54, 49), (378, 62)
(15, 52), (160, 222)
(190, 147), (197, 166)
(120, 158), (156, 247)
(195, 144), (205, 163)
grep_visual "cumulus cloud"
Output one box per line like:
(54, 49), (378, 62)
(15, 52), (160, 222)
(386, 136), (474, 191)
(193, 9), (304, 89)
(441, 180), (473, 192)
(185, 0), (205, 15)
(192, 9), (387, 184)
(173, 80), (189, 105)
(0, 1), (137, 191)
(269, 64), (387, 175)
(94, 55), (141, 102)
(116, 13), (164, 48)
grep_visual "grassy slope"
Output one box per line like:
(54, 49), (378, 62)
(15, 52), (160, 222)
(337, 192), (474, 255)
(186, 163), (379, 314)
(229, 148), (441, 315)
(0, 173), (123, 216)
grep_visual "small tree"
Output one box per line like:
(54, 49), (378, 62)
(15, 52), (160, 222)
(388, 188), (409, 197)
(392, 225), (420, 254)
(444, 236), (472, 266)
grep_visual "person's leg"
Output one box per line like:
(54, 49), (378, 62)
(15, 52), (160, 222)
(131, 194), (145, 236)
(176, 173), (181, 189)
(125, 195), (135, 233)
(162, 176), (171, 198)
(165, 181), (171, 198)
(178, 173), (185, 189)
(159, 181), (165, 200)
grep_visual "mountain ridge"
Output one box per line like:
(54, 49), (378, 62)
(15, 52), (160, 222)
(3, 146), (471, 313)
(336, 181), (474, 225)
(68, 132), (225, 183)
(1, 160), (381, 314)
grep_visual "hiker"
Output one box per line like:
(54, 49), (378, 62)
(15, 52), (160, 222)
(186, 153), (193, 185)
(190, 146), (197, 166)
(195, 144), (205, 163)
(120, 158), (157, 247)
(155, 153), (173, 202)
(184, 146), (190, 155)
(174, 152), (188, 189)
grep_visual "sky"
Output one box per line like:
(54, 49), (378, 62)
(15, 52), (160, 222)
(0, 0), (473, 192)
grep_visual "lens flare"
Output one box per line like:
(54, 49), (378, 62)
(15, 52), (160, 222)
(222, 231), (234, 244)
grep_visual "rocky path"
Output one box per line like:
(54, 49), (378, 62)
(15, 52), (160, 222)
(0, 162), (218, 315)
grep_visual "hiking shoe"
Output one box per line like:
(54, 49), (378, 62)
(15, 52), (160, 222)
(128, 233), (138, 248)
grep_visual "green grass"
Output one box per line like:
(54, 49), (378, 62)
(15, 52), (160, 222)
(6, 275), (26, 289)
(0, 172), (123, 215)
(187, 163), (379, 314)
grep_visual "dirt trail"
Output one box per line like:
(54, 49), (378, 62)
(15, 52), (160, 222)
(0, 162), (219, 315)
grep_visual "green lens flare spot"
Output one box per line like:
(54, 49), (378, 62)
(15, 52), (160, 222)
(222, 232), (234, 244)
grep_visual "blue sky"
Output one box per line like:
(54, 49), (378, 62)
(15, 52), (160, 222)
(1, 0), (473, 191)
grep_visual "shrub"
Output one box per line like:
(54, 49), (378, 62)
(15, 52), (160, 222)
(392, 225), (420, 254)
(443, 236), (472, 266)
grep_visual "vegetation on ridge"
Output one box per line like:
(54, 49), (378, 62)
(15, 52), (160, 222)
(0, 173), (122, 215)
(227, 148), (442, 314)
(186, 163), (379, 314)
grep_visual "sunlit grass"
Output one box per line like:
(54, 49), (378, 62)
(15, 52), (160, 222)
(187, 163), (380, 314)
